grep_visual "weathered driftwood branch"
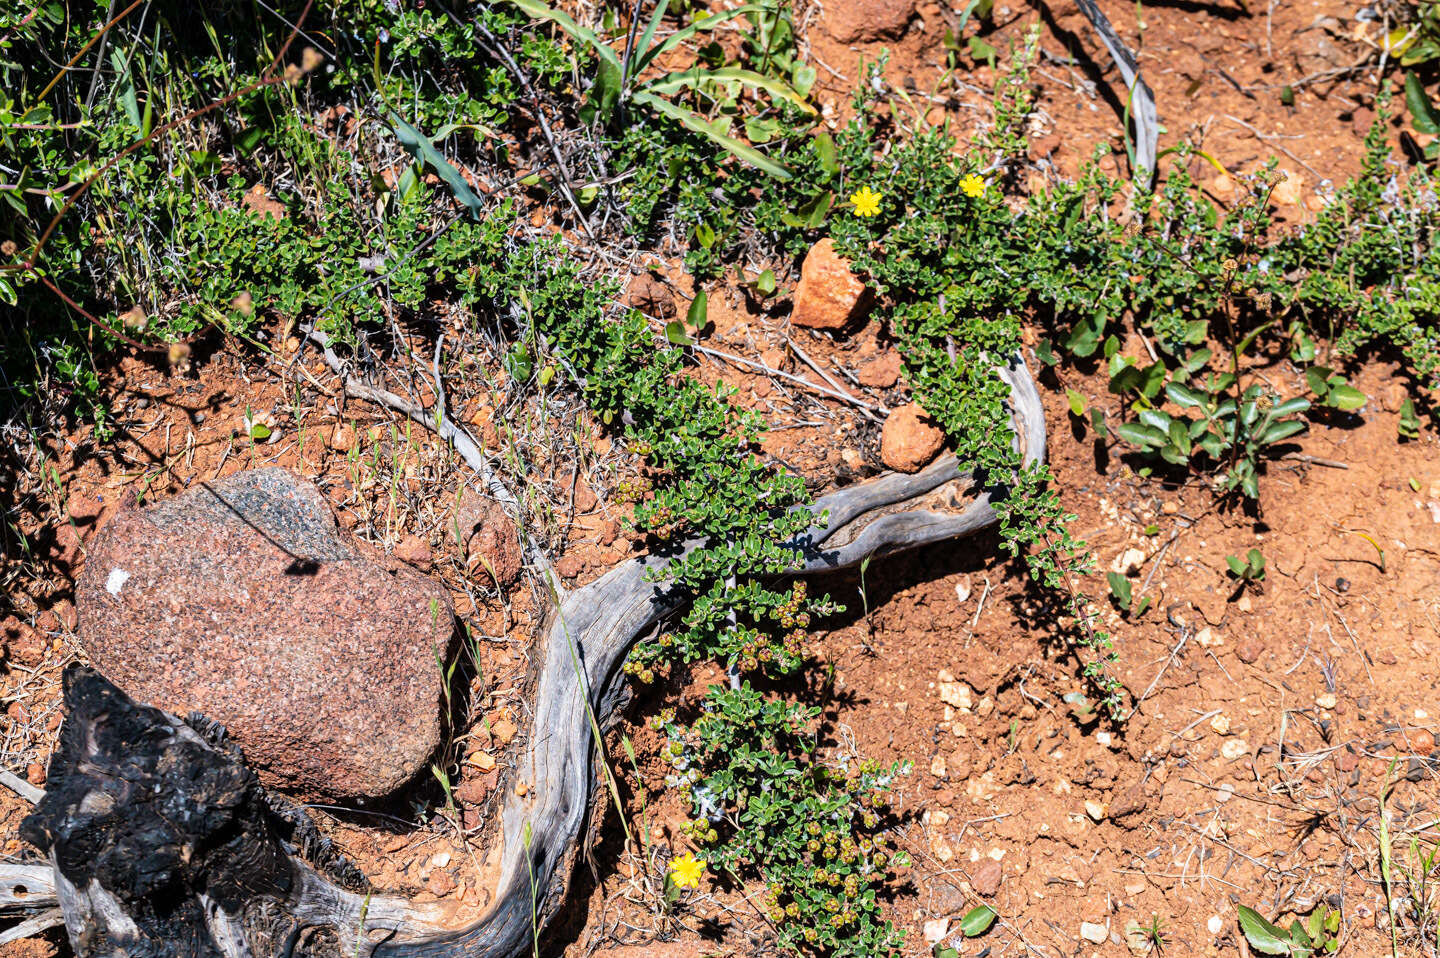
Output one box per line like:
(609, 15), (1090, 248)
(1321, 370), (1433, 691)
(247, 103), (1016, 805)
(11, 353), (1044, 956)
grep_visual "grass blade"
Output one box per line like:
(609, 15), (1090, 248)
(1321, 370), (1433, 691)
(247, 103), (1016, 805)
(504, 0), (623, 74)
(635, 3), (772, 74)
(633, 0), (672, 82)
(643, 65), (814, 112)
(631, 91), (791, 179)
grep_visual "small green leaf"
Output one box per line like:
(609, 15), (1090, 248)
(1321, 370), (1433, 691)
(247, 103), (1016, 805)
(1237, 904), (1294, 956)
(967, 35), (997, 67)
(1225, 555), (1247, 577)
(1035, 338), (1059, 366)
(1399, 399), (1421, 440)
(1066, 389), (1086, 417)
(959, 905), (997, 937)
(755, 269), (777, 296)
(686, 289), (708, 328)
(666, 321), (694, 346)
(1107, 571), (1132, 609)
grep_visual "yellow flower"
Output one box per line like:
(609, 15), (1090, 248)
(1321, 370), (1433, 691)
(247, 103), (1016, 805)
(959, 173), (986, 198)
(849, 186), (882, 217)
(669, 852), (706, 889)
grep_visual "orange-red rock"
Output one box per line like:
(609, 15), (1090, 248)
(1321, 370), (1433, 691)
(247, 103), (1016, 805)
(792, 238), (871, 331)
(856, 351), (902, 388)
(453, 488), (523, 588)
(625, 273), (676, 319)
(825, 0), (918, 42)
(880, 403), (946, 473)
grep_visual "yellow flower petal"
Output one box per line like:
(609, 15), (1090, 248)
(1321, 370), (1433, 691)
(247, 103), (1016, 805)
(959, 173), (986, 198)
(669, 853), (706, 889)
(850, 186), (882, 217)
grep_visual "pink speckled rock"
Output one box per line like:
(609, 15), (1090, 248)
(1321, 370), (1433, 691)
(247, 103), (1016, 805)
(76, 468), (452, 799)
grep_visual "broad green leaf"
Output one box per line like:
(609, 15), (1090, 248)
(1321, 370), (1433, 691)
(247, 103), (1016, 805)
(1270, 397), (1311, 417)
(592, 54), (623, 124)
(388, 112), (486, 219)
(745, 114), (780, 144)
(632, 91), (791, 179)
(1304, 366), (1331, 395)
(1327, 384), (1367, 411)
(1225, 555), (1247, 577)
(665, 320), (694, 345)
(1168, 419), (1191, 455)
(814, 130), (837, 173)
(1137, 408), (1174, 432)
(1166, 382), (1207, 408)
(968, 35), (997, 67)
(1288, 920), (1314, 955)
(111, 47), (141, 132)
(781, 191), (833, 228)
(959, 905), (997, 937)
(1259, 418), (1306, 445)
(1066, 388), (1085, 417)
(792, 64), (817, 97)
(955, 0), (994, 30)
(1065, 316), (1104, 357)
(1406, 72), (1440, 135)
(1117, 422), (1166, 447)
(755, 269), (777, 296)
(504, 0), (623, 74)
(1139, 361), (1167, 399)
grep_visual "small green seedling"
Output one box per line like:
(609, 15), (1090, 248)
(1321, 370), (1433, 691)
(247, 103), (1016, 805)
(1225, 548), (1266, 582)
(1124, 914), (1169, 955)
(1305, 366), (1368, 412)
(1237, 903), (1339, 957)
(242, 405), (272, 441)
(1399, 398), (1421, 440)
(1107, 571), (1152, 617)
(933, 905), (997, 956)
